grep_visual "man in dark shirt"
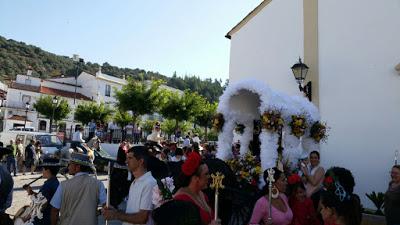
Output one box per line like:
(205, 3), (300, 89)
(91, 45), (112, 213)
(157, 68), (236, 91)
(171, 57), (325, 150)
(25, 140), (36, 175)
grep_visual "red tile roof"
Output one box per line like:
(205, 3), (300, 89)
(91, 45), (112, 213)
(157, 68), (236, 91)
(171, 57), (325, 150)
(40, 86), (92, 101)
(10, 82), (92, 101)
(8, 115), (32, 122)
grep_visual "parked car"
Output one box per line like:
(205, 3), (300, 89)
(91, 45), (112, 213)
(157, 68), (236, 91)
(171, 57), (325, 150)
(0, 131), (64, 158)
(9, 126), (35, 132)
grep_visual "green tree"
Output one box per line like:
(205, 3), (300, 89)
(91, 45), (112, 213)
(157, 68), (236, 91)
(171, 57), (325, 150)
(142, 119), (157, 135)
(194, 101), (217, 141)
(161, 119), (176, 137)
(33, 96), (71, 132)
(115, 79), (167, 122)
(74, 102), (114, 125)
(114, 110), (133, 141)
(159, 90), (205, 130)
(114, 110), (133, 129)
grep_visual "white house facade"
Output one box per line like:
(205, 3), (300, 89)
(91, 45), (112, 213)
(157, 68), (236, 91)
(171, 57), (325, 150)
(227, 0), (400, 208)
(1, 68), (183, 134)
(2, 73), (91, 132)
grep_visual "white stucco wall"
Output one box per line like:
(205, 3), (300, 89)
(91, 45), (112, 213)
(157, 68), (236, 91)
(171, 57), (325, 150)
(16, 75), (41, 86)
(318, 0), (400, 208)
(229, 0), (303, 96)
(3, 88), (89, 132)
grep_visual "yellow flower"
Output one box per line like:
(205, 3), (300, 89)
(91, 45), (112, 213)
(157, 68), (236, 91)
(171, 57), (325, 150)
(255, 166), (262, 175)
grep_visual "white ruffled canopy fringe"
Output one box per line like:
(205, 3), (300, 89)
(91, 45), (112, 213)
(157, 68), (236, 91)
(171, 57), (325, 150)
(216, 79), (321, 173)
(216, 120), (236, 160)
(238, 118), (254, 156)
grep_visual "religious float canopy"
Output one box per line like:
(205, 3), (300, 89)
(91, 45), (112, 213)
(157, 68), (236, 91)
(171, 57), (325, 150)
(214, 79), (328, 176)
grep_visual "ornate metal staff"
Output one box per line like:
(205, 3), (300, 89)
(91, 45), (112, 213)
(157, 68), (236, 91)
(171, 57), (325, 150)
(105, 161), (111, 225)
(267, 168), (275, 224)
(210, 172), (225, 221)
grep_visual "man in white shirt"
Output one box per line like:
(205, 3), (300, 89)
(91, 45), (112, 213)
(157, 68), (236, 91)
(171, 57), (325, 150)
(192, 134), (200, 145)
(72, 127), (87, 153)
(182, 135), (191, 148)
(103, 146), (157, 225)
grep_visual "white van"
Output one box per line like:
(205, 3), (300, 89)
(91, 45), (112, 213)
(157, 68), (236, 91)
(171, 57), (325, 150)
(9, 126), (35, 132)
(0, 131), (64, 157)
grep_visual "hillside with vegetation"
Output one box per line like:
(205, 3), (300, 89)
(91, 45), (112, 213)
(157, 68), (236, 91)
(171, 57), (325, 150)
(0, 35), (226, 102)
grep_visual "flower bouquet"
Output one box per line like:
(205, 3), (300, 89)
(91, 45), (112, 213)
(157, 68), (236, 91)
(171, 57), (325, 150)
(261, 110), (284, 133)
(226, 152), (262, 188)
(289, 115), (307, 138)
(310, 121), (328, 143)
(212, 113), (225, 132)
(152, 177), (175, 208)
(235, 123), (245, 134)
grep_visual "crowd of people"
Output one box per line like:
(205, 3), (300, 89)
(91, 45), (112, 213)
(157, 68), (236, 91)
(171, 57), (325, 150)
(3, 138), (43, 177)
(0, 122), (400, 225)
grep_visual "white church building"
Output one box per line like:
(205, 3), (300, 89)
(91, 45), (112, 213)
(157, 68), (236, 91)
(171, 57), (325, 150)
(226, 0), (400, 209)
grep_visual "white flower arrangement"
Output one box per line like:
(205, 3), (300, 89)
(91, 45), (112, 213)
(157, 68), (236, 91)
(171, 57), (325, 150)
(152, 177), (175, 208)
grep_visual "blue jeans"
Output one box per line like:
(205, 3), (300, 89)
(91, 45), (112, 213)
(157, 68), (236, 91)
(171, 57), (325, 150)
(6, 156), (16, 175)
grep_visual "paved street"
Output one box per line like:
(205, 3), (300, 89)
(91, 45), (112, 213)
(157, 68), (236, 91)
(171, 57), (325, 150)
(6, 172), (122, 225)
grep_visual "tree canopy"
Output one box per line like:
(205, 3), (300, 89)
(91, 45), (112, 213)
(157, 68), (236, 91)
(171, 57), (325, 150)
(194, 101), (217, 141)
(115, 79), (167, 121)
(159, 90), (205, 129)
(74, 102), (114, 125)
(113, 110), (133, 128)
(33, 96), (71, 132)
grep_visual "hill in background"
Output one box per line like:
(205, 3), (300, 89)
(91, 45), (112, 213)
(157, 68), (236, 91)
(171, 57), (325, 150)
(0, 35), (225, 102)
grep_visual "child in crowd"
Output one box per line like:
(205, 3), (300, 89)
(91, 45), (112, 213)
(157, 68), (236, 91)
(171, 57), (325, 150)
(287, 174), (320, 225)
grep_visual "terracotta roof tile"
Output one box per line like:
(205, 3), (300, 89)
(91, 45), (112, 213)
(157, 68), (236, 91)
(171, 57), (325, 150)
(40, 86), (92, 101)
(9, 82), (92, 101)
(8, 115), (32, 122)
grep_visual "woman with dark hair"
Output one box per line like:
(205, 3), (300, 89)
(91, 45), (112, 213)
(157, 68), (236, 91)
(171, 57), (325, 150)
(320, 167), (362, 225)
(153, 200), (202, 225)
(302, 151), (325, 209)
(174, 152), (218, 225)
(384, 165), (400, 225)
(249, 168), (293, 225)
(287, 174), (320, 225)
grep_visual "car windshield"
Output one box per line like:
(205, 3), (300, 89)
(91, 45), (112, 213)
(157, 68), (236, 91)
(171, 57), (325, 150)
(36, 135), (62, 146)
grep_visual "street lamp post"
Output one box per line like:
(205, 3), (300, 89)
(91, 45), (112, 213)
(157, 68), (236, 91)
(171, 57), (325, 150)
(51, 96), (58, 133)
(24, 102), (30, 129)
(291, 57), (312, 101)
(73, 54), (84, 105)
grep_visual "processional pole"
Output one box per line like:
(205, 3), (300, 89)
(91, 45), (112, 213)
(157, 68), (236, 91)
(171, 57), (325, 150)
(211, 172), (225, 221)
(267, 168), (275, 224)
(105, 161), (111, 225)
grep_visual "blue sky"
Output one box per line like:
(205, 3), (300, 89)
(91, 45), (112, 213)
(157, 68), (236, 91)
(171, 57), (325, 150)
(0, 0), (262, 81)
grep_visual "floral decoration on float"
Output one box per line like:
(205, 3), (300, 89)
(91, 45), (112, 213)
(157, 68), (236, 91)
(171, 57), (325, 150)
(261, 110), (284, 133)
(152, 177), (175, 208)
(212, 113), (225, 133)
(310, 121), (329, 143)
(213, 79), (327, 186)
(226, 152), (262, 187)
(289, 115), (307, 138)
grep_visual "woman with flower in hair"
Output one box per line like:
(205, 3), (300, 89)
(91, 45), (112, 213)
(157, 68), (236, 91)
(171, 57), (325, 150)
(287, 174), (320, 225)
(174, 152), (218, 225)
(249, 168), (293, 225)
(320, 167), (362, 225)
